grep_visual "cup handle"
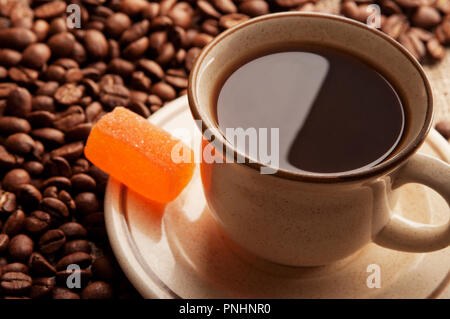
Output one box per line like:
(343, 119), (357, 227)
(374, 153), (450, 252)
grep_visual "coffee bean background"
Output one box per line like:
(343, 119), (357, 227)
(0, 0), (449, 300)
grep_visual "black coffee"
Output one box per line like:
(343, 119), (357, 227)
(214, 45), (405, 174)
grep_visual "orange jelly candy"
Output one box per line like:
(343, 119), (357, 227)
(85, 107), (194, 203)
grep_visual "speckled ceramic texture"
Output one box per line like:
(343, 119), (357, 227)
(188, 13), (450, 266)
(104, 96), (450, 298)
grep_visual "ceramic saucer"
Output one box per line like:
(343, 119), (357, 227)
(104, 96), (450, 299)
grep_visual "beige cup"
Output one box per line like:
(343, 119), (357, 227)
(188, 12), (450, 267)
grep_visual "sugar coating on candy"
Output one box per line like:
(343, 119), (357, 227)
(85, 107), (194, 203)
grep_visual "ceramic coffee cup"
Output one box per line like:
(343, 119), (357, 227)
(188, 12), (450, 267)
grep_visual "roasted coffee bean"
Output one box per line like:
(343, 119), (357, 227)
(71, 174), (97, 193)
(0, 116), (31, 135)
(39, 229), (66, 254)
(427, 37), (446, 60)
(65, 68), (84, 83)
(382, 14), (409, 40)
(108, 58), (135, 77)
(192, 33), (214, 48)
(239, 0), (270, 17)
(53, 106), (85, 132)
(9, 66), (39, 85)
(149, 30), (168, 51)
(30, 277), (55, 299)
(92, 255), (118, 282)
(56, 251), (92, 270)
(28, 252), (56, 277)
(0, 145), (23, 169)
(436, 120), (450, 139)
(75, 192), (99, 216)
(23, 161), (44, 176)
(2, 263), (28, 274)
(168, 2), (194, 28)
(214, 0), (238, 13)
(138, 59), (165, 79)
(399, 31), (426, 60)
(3, 209), (25, 236)
(6, 87), (32, 117)
(42, 186), (58, 198)
(0, 28), (36, 50)
(47, 32), (75, 57)
(85, 30), (109, 60)
(108, 39), (120, 60)
(120, 0), (149, 15)
(65, 123), (92, 142)
(131, 71), (152, 91)
(35, 1), (67, 19)
(105, 13), (131, 38)
(5, 133), (35, 155)
(0, 49), (22, 67)
(219, 13), (250, 29)
(202, 19), (220, 36)
(127, 101), (151, 118)
(32, 20), (50, 42)
(72, 41), (87, 64)
(81, 281), (113, 299)
(24, 211), (51, 235)
(121, 20), (150, 46)
(0, 191), (17, 214)
(8, 234), (34, 262)
(31, 128), (65, 148)
(411, 6), (442, 28)
(44, 65), (65, 83)
(41, 176), (71, 191)
(17, 184), (42, 209)
(44, 156), (72, 178)
(50, 141), (84, 161)
(40, 197), (69, 221)
(0, 233), (9, 252)
(54, 84), (84, 106)
(85, 101), (103, 123)
(31, 95), (55, 112)
(0, 271), (32, 295)
(59, 222), (88, 240)
(58, 190), (76, 212)
(22, 43), (52, 69)
(165, 69), (188, 89)
(72, 159), (90, 175)
(123, 37), (150, 59)
(152, 82), (176, 101)
(52, 286), (80, 299)
(63, 239), (91, 256)
(2, 169), (31, 193)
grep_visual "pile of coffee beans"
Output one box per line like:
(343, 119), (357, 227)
(342, 0), (450, 62)
(0, 0), (448, 299)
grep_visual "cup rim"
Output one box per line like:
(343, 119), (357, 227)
(187, 12), (433, 183)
